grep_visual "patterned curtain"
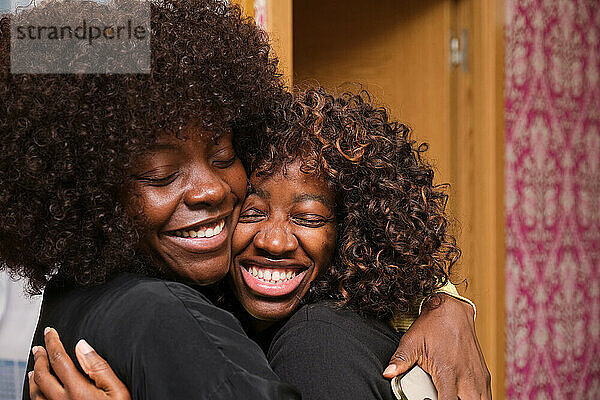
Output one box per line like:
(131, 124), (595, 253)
(505, 0), (600, 398)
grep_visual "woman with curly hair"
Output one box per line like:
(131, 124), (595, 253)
(29, 88), (490, 400)
(2, 0), (301, 398)
(231, 88), (490, 399)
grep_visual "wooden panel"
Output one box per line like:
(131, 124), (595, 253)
(293, 0), (453, 185)
(267, 0), (293, 86)
(266, 0), (506, 397)
(231, 0), (293, 86)
(452, 0), (506, 398)
(473, 1), (505, 397)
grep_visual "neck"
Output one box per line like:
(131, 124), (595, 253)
(246, 316), (286, 354)
(249, 318), (276, 333)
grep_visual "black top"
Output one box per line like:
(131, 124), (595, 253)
(23, 273), (300, 400)
(268, 301), (401, 400)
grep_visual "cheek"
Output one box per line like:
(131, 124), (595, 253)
(306, 227), (337, 274)
(226, 161), (248, 202)
(232, 223), (256, 256)
(135, 187), (180, 228)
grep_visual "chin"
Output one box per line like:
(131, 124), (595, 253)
(244, 299), (301, 322)
(175, 250), (232, 285)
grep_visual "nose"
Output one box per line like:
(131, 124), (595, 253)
(183, 165), (229, 208)
(253, 222), (298, 257)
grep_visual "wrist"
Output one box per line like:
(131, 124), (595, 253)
(421, 292), (475, 319)
(438, 292), (475, 318)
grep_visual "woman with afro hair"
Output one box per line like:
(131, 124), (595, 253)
(29, 88), (490, 400)
(3, 0), (301, 398)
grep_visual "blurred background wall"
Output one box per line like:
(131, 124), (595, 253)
(504, 0), (600, 398)
(0, 273), (40, 400)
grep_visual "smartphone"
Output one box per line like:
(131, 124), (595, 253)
(391, 365), (438, 400)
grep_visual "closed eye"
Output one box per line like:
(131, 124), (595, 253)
(213, 155), (237, 169)
(238, 208), (267, 223)
(291, 214), (333, 228)
(135, 172), (179, 187)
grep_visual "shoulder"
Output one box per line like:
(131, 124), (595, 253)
(57, 274), (285, 397)
(267, 301), (399, 400)
(74, 273), (217, 315)
(93, 272), (207, 304)
(275, 301), (399, 345)
(89, 273), (245, 334)
(42, 273), (243, 351)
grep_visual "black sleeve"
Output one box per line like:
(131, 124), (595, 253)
(84, 281), (300, 400)
(268, 318), (395, 400)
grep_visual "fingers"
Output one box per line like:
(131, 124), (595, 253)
(32, 346), (66, 399)
(456, 364), (491, 400)
(431, 372), (459, 400)
(29, 370), (49, 400)
(384, 330), (420, 378)
(75, 339), (130, 397)
(43, 327), (88, 390)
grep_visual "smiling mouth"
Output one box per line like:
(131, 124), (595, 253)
(167, 219), (225, 239)
(242, 264), (305, 284)
(239, 262), (310, 297)
(161, 217), (229, 253)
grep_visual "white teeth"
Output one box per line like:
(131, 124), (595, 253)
(172, 219), (226, 238)
(246, 267), (304, 284)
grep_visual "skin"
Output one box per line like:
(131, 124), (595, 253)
(29, 137), (491, 400)
(128, 125), (247, 285)
(230, 160), (337, 321)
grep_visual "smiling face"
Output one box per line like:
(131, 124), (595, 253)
(126, 124), (247, 285)
(231, 160), (337, 321)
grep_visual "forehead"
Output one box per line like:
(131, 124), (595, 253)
(249, 161), (335, 209)
(130, 127), (232, 166)
(144, 127), (231, 153)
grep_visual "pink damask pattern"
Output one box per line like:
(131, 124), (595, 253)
(505, 0), (600, 398)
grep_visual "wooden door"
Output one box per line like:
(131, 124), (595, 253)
(292, 0), (454, 185)
(291, 3), (505, 398)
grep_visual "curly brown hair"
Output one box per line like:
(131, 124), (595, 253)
(0, 0), (282, 294)
(248, 88), (460, 320)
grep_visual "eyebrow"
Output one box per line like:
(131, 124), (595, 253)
(247, 184), (271, 200)
(247, 185), (333, 210)
(148, 143), (180, 151)
(292, 193), (334, 210)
